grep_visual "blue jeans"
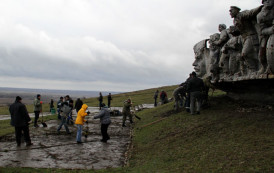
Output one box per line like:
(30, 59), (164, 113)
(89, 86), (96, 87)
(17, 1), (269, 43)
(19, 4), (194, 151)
(57, 116), (70, 133)
(76, 124), (83, 142)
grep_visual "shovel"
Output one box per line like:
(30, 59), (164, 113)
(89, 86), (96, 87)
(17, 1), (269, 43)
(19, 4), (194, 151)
(41, 112), (47, 127)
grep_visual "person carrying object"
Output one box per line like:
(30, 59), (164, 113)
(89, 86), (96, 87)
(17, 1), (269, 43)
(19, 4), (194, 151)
(9, 96), (33, 147)
(94, 103), (111, 143)
(75, 104), (90, 144)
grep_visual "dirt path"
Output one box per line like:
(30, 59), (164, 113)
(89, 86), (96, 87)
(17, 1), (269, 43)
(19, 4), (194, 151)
(0, 112), (131, 169)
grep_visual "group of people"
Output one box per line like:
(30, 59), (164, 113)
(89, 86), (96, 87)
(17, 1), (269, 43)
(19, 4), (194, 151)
(98, 92), (112, 109)
(176, 71), (214, 115)
(153, 90), (168, 107)
(9, 92), (135, 147)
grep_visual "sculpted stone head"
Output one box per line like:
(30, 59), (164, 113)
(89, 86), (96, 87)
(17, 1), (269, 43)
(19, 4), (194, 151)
(229, 6), (241, 18)
(193, 40), (207, 77)
(262, 0), (274, 7)
(218, 24), (227, 32)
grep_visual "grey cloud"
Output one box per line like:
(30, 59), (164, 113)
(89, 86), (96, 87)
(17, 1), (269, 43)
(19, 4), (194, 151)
(0, 0), (261, 91)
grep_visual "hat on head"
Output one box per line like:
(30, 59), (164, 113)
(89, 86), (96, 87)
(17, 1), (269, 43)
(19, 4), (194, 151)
(37, 94), (41, 98)
(230, 6), (241, 12)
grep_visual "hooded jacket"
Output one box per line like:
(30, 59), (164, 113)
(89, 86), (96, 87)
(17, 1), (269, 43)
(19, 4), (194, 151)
(94, 107), (111, 124)
(75, 104), (88, 125)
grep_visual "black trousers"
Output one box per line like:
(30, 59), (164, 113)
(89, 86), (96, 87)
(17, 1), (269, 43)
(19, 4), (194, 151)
(101, 123), (110, 141)
(34, 111), (40, 125)
(15, 126), (31, 145)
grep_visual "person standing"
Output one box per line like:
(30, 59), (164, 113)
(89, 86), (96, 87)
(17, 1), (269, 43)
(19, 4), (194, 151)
(57, 97), (64, 119)
(159, 90), (168, 105)
(75, 98), (83, 113)
(184, 73), (192, 112)
(9, 96), (33, 147)
(107, 93), (112, 108)
(98, 92), (103, 110)
(49, 99), (54, 112)
(75, 104), (90, 144)
(57, 102), (71, 134)
(33, 94), (42, 127)
(122, 99), (133, 127)
(154, 90), (159, 107)
(187, 72), (204, 115)
(94, 103), (111, 143)
(64, 95), (74, 125)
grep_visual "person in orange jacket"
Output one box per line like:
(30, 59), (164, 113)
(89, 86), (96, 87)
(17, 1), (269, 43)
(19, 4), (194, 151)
(75, 104), (90, 144)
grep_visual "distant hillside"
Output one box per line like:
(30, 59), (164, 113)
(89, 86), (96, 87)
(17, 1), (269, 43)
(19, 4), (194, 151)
(0, 87), (120, 106)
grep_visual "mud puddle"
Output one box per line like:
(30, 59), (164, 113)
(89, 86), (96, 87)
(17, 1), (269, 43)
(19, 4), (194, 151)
(0, 109), (132, 170)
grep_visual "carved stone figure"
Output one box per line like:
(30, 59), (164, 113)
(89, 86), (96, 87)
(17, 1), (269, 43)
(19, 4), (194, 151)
(208, 33), (221, 82)
(192, 39), (210, 78)
(257, 0), (274, 74)
(214, 24), (231, 80)
(221, 26), (242, 79)
(229, 6), (262, 78)
(191, 3), (274, 103)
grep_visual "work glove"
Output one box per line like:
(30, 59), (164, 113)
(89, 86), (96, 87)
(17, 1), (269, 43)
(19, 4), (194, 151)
(40, 101), (43, 104)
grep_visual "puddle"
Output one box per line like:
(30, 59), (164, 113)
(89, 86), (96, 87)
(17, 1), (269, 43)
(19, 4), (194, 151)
(0, 104), (154, 169)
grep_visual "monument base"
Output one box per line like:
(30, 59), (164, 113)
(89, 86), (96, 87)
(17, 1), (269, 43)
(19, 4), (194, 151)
(214, 78), (274, 104)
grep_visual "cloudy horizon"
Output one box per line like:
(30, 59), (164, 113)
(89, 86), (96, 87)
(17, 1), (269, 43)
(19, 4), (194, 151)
(0, 0), (261, 92)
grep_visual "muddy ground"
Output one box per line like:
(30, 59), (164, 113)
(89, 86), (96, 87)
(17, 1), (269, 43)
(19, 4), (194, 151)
(0, 108), (132, 170)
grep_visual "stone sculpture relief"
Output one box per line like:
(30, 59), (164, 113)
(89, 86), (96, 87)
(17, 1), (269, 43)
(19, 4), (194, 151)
(193, 1), (274, 82)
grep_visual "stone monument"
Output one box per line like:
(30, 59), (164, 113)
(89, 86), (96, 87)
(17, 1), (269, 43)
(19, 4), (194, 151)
(192, 1), (274, 103)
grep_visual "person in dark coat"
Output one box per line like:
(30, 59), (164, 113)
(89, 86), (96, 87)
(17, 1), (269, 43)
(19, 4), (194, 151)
(187, 72), (205, 115)
(154, 90), (159, 107)
(49, 99), (54, 112)
(9, 96), (33, 147)
(107, 93), (112, 108)
(98, 92), (103, 110)
(184, 73), (192, 112)
(75, 98), (83, 113)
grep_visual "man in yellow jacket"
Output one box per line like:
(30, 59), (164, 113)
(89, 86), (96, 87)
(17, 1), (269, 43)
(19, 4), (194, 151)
(75, 104), (90, 144)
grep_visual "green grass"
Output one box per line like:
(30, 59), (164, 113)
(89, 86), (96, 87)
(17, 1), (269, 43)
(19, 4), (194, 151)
(83, 85), (178, 107)
(0, 114), (58, 137)
(127, 96), (274, 172)
(0, 87), (273, 172)
(0, 104), (51, 115)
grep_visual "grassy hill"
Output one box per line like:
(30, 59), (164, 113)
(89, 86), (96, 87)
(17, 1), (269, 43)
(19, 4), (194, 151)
(1, 86), (274, 172)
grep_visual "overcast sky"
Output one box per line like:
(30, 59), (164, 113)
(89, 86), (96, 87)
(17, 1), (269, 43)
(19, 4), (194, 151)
(0, 0), (261, 92)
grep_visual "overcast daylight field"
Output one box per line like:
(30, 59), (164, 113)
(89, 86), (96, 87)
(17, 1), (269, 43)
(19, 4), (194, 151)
(0, 0), (261, 92)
